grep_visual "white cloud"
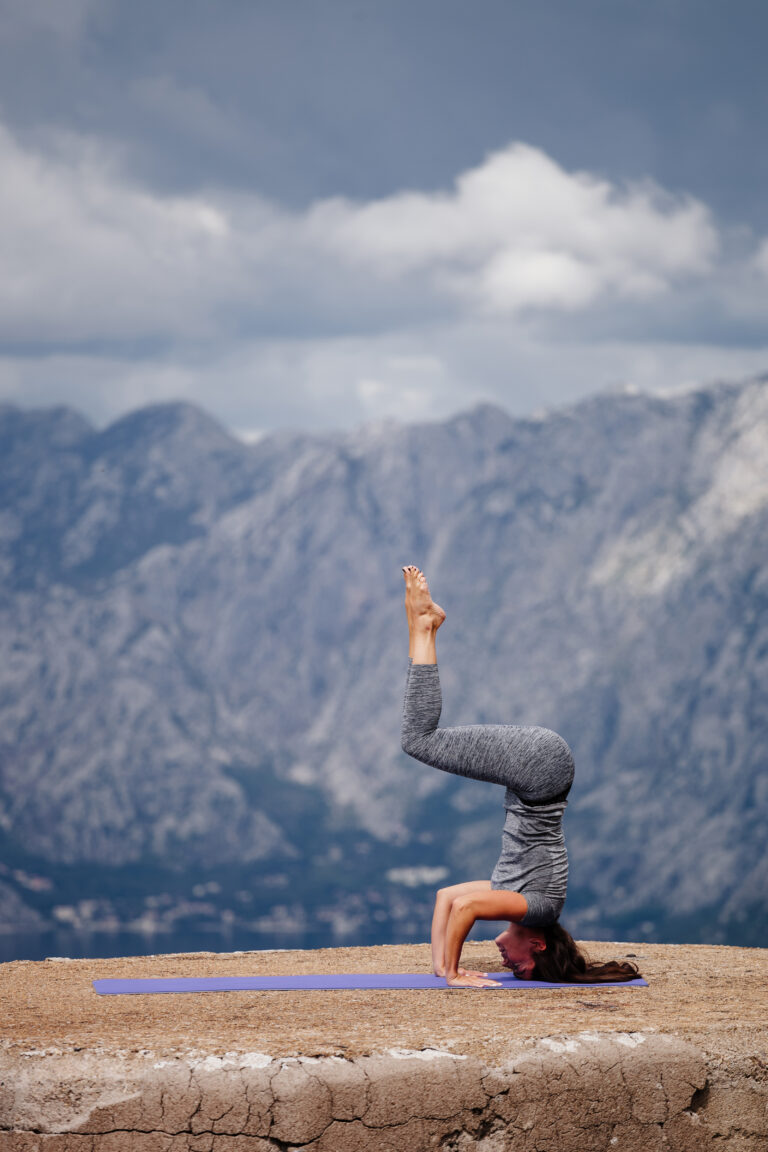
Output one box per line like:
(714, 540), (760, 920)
(309, 143), (718, 313)
(0, 120), (240, 342)
(0, 123), (726, 347)
(479, 248), (601, 311)
(0, 118), (766, 432)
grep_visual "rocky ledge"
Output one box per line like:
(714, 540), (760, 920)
(0, 939), (766, 1150)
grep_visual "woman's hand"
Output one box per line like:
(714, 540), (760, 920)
(446, 971), (502, 988)
(437, 966), (489, 978)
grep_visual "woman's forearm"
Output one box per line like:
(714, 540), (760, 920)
(443, 898), (477, 979)
(430, 890), (452, 975)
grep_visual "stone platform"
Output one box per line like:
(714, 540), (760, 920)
(1, 938), (766, 1150)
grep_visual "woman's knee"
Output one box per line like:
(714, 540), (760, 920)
(401, 729), (416, 755)
(401, 729), (431, 759)
(538, 728), (575, 788)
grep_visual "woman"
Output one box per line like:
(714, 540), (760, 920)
(400, 565), (639, 989)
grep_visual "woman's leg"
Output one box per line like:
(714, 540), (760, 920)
(401, 567), (574, 802)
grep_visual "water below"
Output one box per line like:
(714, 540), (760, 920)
(0, 923), (431, 965)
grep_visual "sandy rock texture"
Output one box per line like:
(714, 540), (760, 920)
(1, 939), (766, 1150)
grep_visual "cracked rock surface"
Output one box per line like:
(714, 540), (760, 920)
(1, 939), (766, 1150)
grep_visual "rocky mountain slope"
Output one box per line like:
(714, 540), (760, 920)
(0, 377), (766, 946)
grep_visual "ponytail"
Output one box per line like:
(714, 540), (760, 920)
(533, 922), (640, 983)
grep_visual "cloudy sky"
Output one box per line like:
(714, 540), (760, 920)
(1, 0), (767, 437)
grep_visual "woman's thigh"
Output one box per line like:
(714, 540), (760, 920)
(409, 722), (574, 800)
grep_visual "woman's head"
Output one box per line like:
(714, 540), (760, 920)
(494, 922), (547, 979)
(496, 920), (641, 983)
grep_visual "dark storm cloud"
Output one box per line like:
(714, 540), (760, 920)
(2, 0), (767, 223)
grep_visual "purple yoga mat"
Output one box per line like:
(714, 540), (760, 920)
(93, 972), (648, 994)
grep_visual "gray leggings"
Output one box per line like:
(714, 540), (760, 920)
(401, 659), (574, 803)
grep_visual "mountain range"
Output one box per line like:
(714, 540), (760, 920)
(0, 375), (766, 949)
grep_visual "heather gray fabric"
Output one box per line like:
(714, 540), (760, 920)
(401, 658), (574, 927)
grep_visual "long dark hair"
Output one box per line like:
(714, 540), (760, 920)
(532, 922), (640, 983)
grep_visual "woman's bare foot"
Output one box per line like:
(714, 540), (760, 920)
(402, 565), (447, 632)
